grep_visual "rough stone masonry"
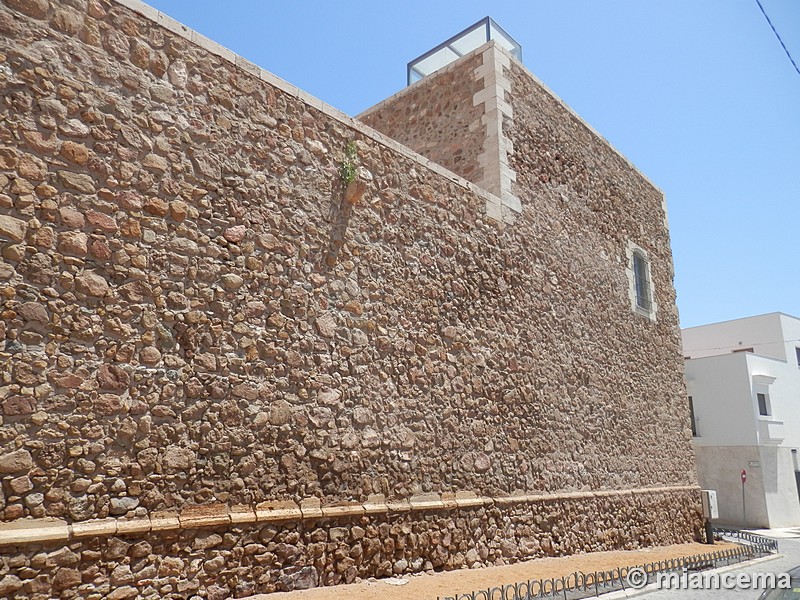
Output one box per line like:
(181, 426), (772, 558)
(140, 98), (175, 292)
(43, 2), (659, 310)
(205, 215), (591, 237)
(0, 0), (701, 597)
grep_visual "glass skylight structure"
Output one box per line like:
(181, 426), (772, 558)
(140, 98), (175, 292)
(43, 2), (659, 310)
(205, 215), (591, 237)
(407, 17), (522, 85)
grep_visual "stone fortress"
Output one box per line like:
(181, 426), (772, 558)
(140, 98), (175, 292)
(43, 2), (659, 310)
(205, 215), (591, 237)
(0, 0), (701, 597)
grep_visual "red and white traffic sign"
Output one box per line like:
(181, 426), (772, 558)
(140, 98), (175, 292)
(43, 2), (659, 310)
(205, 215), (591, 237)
(741, 469), (747, 483)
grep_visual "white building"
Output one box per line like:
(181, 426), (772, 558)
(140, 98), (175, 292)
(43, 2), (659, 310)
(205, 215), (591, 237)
(683, 312), (800, 528)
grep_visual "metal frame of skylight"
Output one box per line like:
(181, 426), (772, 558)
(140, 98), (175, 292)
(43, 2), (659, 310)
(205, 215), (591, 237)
(406, 17), (523, 86)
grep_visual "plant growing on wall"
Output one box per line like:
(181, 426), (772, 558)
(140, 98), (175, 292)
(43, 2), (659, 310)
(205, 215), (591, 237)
(339, 141), (358, 185)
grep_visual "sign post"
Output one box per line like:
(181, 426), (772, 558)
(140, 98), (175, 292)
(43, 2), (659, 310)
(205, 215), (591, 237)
(741, 469), (747, 522)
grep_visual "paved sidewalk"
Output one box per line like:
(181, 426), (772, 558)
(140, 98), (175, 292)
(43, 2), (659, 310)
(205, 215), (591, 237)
(632, 530), (798, 599)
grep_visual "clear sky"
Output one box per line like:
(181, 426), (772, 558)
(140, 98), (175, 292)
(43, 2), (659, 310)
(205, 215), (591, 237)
(144, 0), (799, 329)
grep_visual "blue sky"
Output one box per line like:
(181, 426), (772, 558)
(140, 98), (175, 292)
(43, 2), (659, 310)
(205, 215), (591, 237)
(145, 0), (799, 329)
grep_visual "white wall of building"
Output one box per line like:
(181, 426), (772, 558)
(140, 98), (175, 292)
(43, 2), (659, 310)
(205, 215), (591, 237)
(685, 353), (758, 447)
(683, 313), (800, 528)
(694, 445), (769, 528)
(760, 446), (800, 528)
(683, 313), (787, 361)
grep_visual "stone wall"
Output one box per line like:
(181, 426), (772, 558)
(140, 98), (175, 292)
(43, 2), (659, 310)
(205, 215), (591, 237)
(359, 50), (486, 187)
(0, 0), (700, 597)
(0, 488), (700, 598)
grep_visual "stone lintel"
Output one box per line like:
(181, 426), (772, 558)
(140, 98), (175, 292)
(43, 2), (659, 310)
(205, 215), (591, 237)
(362, 494), (389, 515)
(254, 500), (301, 523)
(299, 498), (323, 520)
(0, 518), (69, 546)
(386, 499), (412, 513)
(320, 504), (366, 519)
(70, 518), (119, 539)
(179, 503), (230, 529)
(409, 493), (444, 512)
(115, 518), (152, 535)
(150, 511), (180, 532)
(0, 486), (699, 547)
(229, 504), (258, 525)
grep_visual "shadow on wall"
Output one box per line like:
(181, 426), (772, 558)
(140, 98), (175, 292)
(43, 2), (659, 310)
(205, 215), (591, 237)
(324, 165), (368, 270)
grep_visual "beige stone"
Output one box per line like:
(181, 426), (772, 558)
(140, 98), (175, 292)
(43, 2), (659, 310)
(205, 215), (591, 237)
(0, 215), (27, 242)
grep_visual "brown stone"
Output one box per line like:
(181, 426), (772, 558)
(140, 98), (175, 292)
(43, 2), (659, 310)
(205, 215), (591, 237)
(118, 280), (152, 302)
(75, 271), (108, 296)
(192, 152), (221, 179)
(142, 153), (169, 172)
(97, 364), (130, 391)
(60, 141), (90, 165)
(59, 207), (85, 228)
(268, 400), (293, 426)
(107, 586), (138, 600)
(0, 449), (33, 473)
(117, 190), (143, 210)
(51, 8), (82, 35)
(17, 301), (48, 324)
(52, 567), (81, 592)
(103, 30), (130, 59)
(119, 218), (141, 238)
(140, 346), (161, 365)
(8, 475), (33, 494)
(18, 154), (47, 180)
(2, 396), (36, 416)
(58, 231), (88, 256)
(95, 393), (126, 415)
(55, 373), (83, 389)
(163, 446), (194, 472)
(169, 200), (188, 221)
(5, 0), (49, 19)
(57, 170), (96, 193)
(144, 197), (169, 216)
(474, 453), (492, 473)
(88, 238), (112, 260)
(0, 215), (27, 242)
(32, 226), (54, 248)
(220, 273), (243, 290)
(314, 313), (337, 338)
(223, 225), (247, 243)
(85, 210), (117, 232)
(21, 129), (60, 153)
(0, 147), (17, 169)
(345, 180), (367, 205)
(0, 575), (23, 596)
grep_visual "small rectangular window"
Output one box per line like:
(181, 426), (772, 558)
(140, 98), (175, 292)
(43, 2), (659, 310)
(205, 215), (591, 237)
(633, 252), (651, 311)
(626, 241), (657, 321)
(688, 396), (698, 437)
(757, 392), (769, 416)
(795, 347), (800, 368)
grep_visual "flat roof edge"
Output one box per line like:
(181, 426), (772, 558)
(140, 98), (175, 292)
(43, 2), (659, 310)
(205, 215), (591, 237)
(682, 312), (797, 332)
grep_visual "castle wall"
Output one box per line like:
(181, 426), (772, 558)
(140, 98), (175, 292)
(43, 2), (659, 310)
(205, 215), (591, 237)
(359, 50), (486, 188)
(0, 0), (700, 597)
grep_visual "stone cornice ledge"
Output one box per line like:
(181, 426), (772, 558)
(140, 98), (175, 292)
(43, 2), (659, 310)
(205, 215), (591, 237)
(0, 486), (699, 547)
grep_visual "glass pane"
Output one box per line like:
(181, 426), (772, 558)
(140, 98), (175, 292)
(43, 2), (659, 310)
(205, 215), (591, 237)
(757, 393), (768, 416)
(408, 18), (523, 85)
(450, 26), (488, 56)
(490, 22), (521, 59)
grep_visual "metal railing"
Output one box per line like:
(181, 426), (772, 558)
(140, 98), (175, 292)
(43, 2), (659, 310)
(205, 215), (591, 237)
(712, 527), (779, 553)
(435, 529), (778, 600)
